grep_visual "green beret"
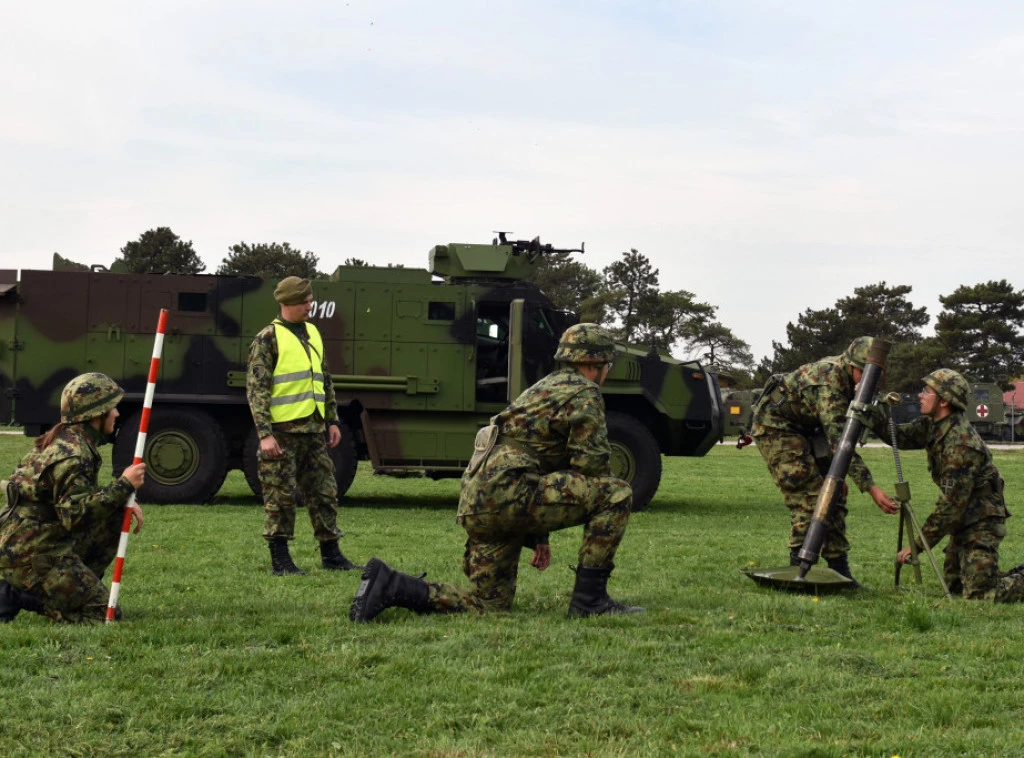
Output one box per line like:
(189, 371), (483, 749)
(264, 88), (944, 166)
(274, 276), (312, 305)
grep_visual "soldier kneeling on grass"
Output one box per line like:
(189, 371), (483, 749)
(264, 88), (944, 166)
(869, 369), (1024, 602)
(0, 373), (146, 624)
(350, 323), (644, 621)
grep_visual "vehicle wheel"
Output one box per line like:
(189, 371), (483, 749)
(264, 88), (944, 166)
(606, 411), (662, 512)
(113, 408), (228, 504)
(243, 421), (359, 502)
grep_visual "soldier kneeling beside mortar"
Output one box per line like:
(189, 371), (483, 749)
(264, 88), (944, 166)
(350, 323), (643, 621)
(868, 369), (1024, 602)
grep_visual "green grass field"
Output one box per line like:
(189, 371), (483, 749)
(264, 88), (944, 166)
(2, 434), (1024, 757)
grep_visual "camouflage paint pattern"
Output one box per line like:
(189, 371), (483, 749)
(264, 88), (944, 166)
(0, 423), (135, 623)
(248, 322), (341, 542)
(0, 238), (722, 506)
(869, 409), (1024, 601)
(426, 366), (632, 613)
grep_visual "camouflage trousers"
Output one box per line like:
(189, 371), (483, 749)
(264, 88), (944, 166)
(260, 431), (341, 543)
(0, 507), (121, 623)
(429, 470), (633, 613)
(756, 431), (850, 559)
(936, 517), (1024, 602)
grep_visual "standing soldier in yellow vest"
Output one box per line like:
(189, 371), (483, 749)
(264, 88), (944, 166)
(247, 276), (358, 575)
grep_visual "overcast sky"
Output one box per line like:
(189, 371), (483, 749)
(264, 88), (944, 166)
(3, 1), (1022, 362)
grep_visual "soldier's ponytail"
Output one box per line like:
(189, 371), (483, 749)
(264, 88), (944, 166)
(34, 423), (67, 451)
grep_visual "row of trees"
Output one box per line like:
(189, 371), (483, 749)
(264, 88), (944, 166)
(77, 228), (1023, 392)
(762, 281), (1024, 392)
(524, 248), (756, 378)
(95, 228), (757, 378)
(108, 227), (326, 279)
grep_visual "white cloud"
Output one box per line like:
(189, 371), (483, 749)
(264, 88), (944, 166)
(2, 1), (1023, 360)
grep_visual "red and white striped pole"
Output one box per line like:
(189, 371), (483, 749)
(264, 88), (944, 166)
(106, 308), (169, 624)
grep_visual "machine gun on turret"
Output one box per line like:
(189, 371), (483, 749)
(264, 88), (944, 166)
(492, 232), (584, 262)
(430, 234), (584, 280)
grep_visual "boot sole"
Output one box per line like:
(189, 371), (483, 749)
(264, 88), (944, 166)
(349, 558), (384, 622)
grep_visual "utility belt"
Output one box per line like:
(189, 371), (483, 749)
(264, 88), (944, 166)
(496, 435), (535, 456)
(464, 427), (538, 480)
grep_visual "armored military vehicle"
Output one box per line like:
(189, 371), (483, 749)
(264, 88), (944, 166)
(0, 236), (722, 510)
(719, 388), (761, 439)
(886, 382), (1011, 441)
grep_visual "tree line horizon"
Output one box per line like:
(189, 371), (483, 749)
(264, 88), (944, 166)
(53, 226), (1024, 394)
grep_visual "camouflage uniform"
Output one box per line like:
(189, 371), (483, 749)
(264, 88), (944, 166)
(350, 323), (642, 621)
(427, 366), (632, 613)
(752, 339), (877, 561)
(247, 319), (342, 544)
(0, 412), (134, 624)
(871, 369), (1024, 602)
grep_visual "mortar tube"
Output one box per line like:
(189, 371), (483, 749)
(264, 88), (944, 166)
(796, 338), (891, 579)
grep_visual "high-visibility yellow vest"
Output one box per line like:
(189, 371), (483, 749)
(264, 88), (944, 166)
(270, 320), (326, 423)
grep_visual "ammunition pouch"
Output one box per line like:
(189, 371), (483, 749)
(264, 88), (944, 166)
(466, 424), (499, 478)
(755, 374), (786, 413)
(809, 427), (831, 462)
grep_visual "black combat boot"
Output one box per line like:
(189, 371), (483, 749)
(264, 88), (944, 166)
(0, 581), (46, 623)
(269, 539), (305, 576)
(826, 555), (862, 589)
(349, 557), (432, 622)
(320, 540), (359, 571)
(567, 565), (645, 618)
(0, 580), (23, 623)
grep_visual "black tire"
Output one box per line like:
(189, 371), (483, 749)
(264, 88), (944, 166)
(606, 411), (662, 512)
(243, 421), (359, 502)
(113, 407), (228, 504)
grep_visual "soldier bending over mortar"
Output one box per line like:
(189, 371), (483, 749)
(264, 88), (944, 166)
(752, 337), (898, 586)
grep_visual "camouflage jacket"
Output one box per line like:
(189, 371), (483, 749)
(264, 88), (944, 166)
(0, 424), (135, 567)
(878, 411), (1006, 548)
(458, 366), (612, 520)
(246, 319), (339, 438)
(752, 355), (875, 493)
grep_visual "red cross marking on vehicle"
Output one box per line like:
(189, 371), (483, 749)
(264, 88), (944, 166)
(977, 404), (989, 418)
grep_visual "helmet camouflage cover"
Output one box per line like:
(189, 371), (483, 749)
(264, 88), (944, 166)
(923, 368), (969, 411)
(553, 323), (616, 365)
(843, 336), (873, 369)
(60, 372), (124, 423)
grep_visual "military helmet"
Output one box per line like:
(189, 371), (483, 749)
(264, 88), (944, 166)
(922, 368), (969, 411)
(60, 372), (124, 424)
(843, 336), (873, 369)
(553, 323), (616, 365)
